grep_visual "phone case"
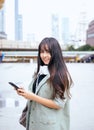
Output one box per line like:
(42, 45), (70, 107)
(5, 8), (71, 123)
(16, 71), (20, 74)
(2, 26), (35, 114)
(9, 82), (19, 90)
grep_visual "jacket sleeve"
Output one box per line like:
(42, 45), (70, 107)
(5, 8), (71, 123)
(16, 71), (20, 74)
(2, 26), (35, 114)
(53, 96), (67, 108)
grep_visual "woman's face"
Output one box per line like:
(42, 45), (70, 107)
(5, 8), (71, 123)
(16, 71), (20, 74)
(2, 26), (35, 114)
(40, 45), (51, 65)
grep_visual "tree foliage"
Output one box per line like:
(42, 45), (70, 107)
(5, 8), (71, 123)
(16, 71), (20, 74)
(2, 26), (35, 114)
(66, 44), (94, 51)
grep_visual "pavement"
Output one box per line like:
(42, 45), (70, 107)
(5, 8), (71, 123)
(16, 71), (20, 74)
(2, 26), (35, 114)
(0, 63), (94, 130)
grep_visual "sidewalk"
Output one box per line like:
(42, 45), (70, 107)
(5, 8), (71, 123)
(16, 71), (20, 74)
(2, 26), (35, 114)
(0, 107), (25, 130)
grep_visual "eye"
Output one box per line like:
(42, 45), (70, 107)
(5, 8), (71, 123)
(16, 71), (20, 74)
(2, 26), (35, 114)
(40, 50), (44, 53)
(46, 50), (50, 53)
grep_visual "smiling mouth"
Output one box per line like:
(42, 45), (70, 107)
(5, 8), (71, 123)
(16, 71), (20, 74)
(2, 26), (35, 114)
(44, 58), (49, 61)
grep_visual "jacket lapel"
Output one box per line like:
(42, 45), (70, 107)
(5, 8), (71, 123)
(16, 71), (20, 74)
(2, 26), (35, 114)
(35, 74), (50, 94)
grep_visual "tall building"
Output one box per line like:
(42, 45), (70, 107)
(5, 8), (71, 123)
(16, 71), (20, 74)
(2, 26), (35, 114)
(17, 15), (23, 40)
(51, 15), (70, 46)
(75, 11), (88, 47)
(15, 0), (23, 41)
(51, 14), (59, 40)
(0, 7), (7, 39)
(61, 17), (70, 44)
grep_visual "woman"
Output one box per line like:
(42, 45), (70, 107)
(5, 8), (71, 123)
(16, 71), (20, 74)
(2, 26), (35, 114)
(17, 37), (73, 130)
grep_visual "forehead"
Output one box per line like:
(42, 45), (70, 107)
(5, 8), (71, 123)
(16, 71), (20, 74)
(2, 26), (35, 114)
(40, 44), (49, 51)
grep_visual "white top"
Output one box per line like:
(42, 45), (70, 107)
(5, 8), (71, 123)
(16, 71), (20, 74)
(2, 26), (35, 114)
(38, 65), (49, 75)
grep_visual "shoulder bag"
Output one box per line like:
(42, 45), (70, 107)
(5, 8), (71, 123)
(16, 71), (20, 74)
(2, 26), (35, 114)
(19, 103), (28, 127)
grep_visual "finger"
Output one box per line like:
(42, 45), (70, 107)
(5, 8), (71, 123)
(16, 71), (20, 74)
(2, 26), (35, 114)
(18, 88), (23, 91)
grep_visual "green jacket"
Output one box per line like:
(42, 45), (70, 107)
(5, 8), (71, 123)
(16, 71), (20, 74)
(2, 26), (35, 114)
(26, 74), (70, 130)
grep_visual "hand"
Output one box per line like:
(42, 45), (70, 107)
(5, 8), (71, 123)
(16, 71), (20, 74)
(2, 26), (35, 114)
(16, 87), (24, 95)
(17, 88), (32, 100)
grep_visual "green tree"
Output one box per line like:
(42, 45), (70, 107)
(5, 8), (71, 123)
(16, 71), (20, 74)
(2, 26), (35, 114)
(76, 44), (94, 51)
(66, 45), (75, 51)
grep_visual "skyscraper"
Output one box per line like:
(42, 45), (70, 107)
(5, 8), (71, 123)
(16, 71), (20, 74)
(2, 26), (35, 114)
(0, 7), (7, 39)
(61, 17), (70, 44)
(51, 14), (59, 40)
(15, 0), (23, 41)
(17, 14), (23, 40)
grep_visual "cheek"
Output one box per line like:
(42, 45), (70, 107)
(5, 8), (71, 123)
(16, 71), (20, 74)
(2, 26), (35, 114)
(40, 54), (44, 62)
(48, 55), (51, 61)
(49, 53), (51, 58)
(40, 53), (43, 59)
(49, 55), (51, 59)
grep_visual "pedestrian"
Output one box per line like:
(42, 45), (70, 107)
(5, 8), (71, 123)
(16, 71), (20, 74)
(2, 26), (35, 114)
(17, 37), (73, 130)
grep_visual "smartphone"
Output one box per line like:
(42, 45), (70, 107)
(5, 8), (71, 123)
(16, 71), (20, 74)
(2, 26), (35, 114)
(9, 82), (20, 90)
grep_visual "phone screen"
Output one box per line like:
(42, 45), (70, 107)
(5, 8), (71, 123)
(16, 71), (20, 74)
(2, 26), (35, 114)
(9, 82), (19, 90)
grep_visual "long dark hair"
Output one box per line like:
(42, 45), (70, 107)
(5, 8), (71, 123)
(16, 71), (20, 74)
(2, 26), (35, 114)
(36, 37), (73, 99)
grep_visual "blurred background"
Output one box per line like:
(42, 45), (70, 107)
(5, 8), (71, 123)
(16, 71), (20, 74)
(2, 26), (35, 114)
(0, 0), (94, 63)
(0, 0), (94, 130)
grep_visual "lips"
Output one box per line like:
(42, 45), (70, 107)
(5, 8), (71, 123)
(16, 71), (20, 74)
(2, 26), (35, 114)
(43, 59), (49, 64)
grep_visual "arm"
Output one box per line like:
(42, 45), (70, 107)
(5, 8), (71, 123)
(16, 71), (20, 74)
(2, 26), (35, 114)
(17, 88), (61, 109)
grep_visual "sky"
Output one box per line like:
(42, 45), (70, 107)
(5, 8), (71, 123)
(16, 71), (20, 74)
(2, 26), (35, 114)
(3, 0), (94, 42)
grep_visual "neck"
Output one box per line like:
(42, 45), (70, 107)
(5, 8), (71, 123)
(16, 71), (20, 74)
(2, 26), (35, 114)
(38, 65), (49, 75)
